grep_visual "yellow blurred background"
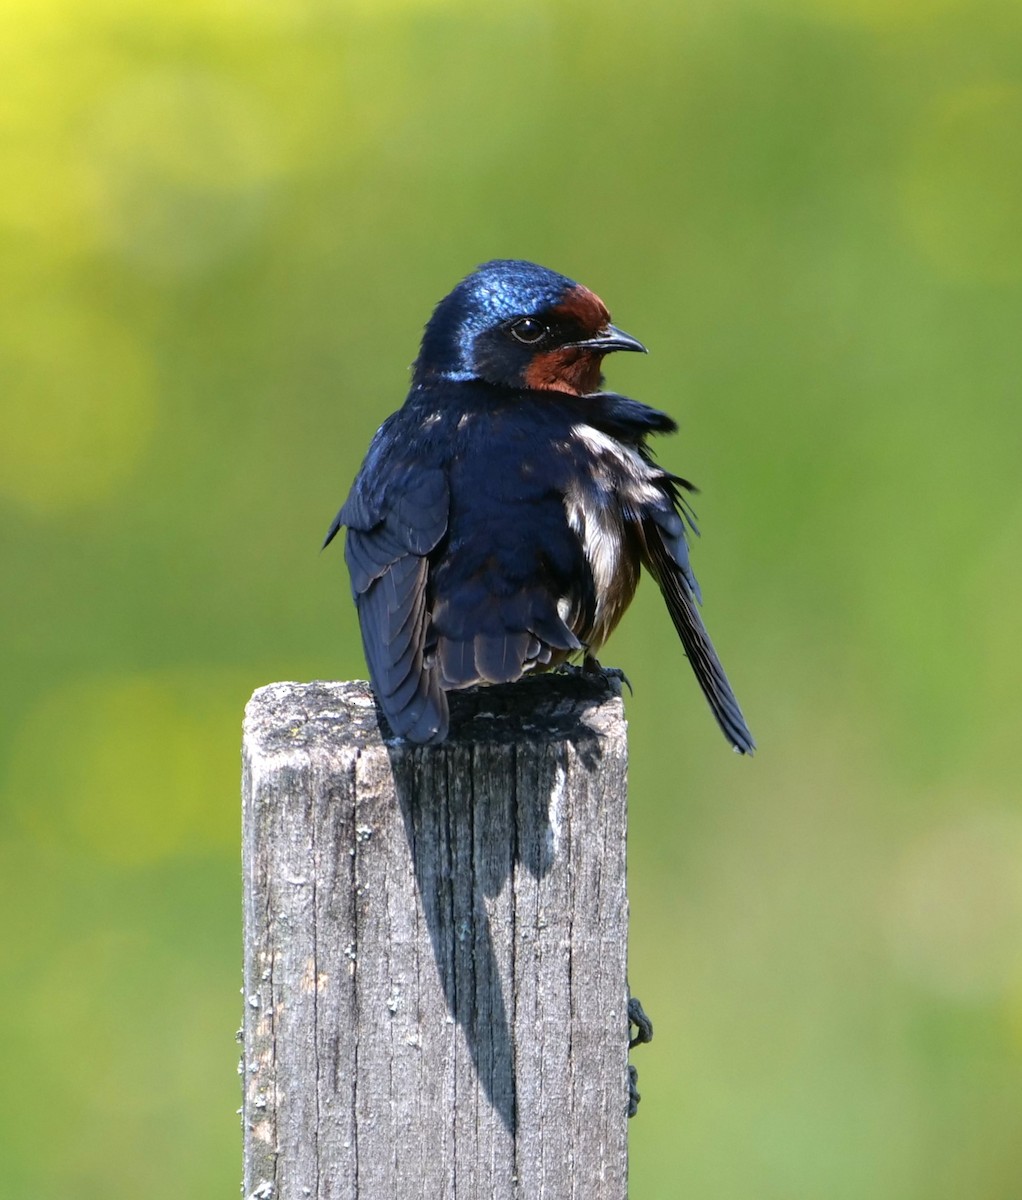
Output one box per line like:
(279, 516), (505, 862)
(3, 0), (1021, 1194)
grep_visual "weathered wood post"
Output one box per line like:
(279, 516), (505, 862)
(242, 674), (631, 1200)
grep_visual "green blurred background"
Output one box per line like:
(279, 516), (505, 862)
(3, 0), (1022, 1195)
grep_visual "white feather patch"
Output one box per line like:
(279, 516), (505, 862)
(569, 424), (663, 504)
(562, 423), (656, 646)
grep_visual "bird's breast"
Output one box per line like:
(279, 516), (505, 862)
(560, 422), (663, 649)
(563, 486), (640, 648)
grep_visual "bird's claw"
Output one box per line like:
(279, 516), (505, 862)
(581, 654), (634, 696)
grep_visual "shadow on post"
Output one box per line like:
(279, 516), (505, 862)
(383, 675), (609, 1136)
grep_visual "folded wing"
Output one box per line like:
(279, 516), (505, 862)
(329, 464), (451, 743)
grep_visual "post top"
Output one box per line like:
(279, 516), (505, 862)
(244, 675), (625, 758)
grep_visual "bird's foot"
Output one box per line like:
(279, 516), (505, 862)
(582, 654), (633, 696)
(627, 994), (653, 1118)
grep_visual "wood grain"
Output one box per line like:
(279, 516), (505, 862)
(242, 675), (630, 1199)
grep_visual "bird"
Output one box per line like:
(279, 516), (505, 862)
(324, 259), (754, 753)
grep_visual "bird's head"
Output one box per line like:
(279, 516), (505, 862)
(413, 259), (646, 395)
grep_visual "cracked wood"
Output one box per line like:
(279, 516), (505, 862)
(242, 675), (630, 1200)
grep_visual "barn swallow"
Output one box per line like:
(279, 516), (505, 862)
(324, 259), (754, 753)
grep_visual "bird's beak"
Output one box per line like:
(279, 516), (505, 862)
(572, 324), (648, 355)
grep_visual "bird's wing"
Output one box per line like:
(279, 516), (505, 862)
(328, 457), (451, 744)
(429, 565), (584, 691)
(424, 444), (588, 691)
(639, 496), (755, 755)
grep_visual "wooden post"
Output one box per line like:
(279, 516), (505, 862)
(242, 675), (630, 1200)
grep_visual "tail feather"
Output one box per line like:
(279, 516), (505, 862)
(642, 517), (755, 755)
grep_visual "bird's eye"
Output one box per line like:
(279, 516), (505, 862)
(509, 317), (546, 344)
